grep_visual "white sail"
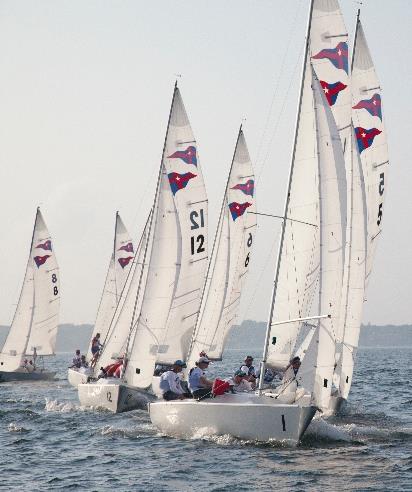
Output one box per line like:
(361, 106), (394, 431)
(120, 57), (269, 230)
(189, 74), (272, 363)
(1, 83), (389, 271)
(351, 19), (388, 288)
(336, 127), (367, 399)
(88, 213), (134, 356)
(267, 0), (350, 369)
(187, 129), (256, 367)
(336, 15), (388, 399)
(125, 85), (208, 388)
(96, 212), (151, 371)
(0, 209), (60, 371)
(298, 69), (346, 409)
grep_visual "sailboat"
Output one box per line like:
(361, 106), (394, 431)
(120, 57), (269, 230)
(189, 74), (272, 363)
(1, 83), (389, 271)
(184, 126), (257, 370)
(328, 10), (388, 413)
(78, 83), (209, 412)
(0, 208), (60, 382)
(149, 67), (345, 443)
(149, 16), (348, 441)
(67, 212), (135, 387)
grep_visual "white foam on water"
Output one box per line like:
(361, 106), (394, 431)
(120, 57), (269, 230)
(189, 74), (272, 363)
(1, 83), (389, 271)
(8, 422), (27, 432)
(44, 398), (84, 413)
(306, 417), (352, 442)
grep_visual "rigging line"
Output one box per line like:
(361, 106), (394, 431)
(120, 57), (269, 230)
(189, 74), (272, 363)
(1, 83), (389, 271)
(256, 40), (304, 188)
(249, 211), (317, 228)
(255, 0), (304, 169)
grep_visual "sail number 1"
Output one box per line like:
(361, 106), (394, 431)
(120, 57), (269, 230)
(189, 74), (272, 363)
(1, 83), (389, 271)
(190, 209), (205, 255)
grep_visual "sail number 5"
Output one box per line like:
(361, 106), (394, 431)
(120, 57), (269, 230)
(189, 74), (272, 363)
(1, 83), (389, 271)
(190, 209), (205, 255)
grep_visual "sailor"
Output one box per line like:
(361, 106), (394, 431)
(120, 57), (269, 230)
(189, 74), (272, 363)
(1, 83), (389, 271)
(98, 359), (123, 379)
(91, 333), (103, 365)
(159, 360), (190, 401)
(239, 355), (257, 383)
(282, 356), (301, 385)
(188, 356), (213, 399)
(230, 370), (254, 392)
(72, 349), (81, 368)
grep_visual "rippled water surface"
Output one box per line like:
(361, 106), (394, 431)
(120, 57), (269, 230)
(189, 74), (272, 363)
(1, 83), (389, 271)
(0, 348), (411, 491)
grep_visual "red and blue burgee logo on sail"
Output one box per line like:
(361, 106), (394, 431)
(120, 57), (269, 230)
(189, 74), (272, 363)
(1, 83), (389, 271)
(229, 202), (252, 221)
(168, 172), (197, 195)
(168, 146), (197, 166)
(118, 242), (133, 253)
(34, 255), (51, 268)
(35, 240), (52, 251)
(118, 256), (133, 269)
(312, 42), (349, 74)
(355, 127), (382, 153)
(231, 179), (254, 197)
(320, 80), (347, 106)
(353, 93), (382, 120)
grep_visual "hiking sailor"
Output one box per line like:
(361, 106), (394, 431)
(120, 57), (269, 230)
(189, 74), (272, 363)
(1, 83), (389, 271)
(239, 355), (257, 383)
(188, 356), (213, 399)
(71, 349), (81, 368)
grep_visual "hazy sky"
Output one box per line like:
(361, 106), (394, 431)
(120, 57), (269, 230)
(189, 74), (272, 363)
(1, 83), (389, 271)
(0, 0), (410, 326)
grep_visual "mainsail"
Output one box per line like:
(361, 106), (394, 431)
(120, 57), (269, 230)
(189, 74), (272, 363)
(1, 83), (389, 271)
(0, 208), (60, 371)
(336, 14), (388, 399)
(88, 212), (134, 356)
(186, 128), (256, 368)
(266, 0), (349, 369)
(124, 84), (208, 388)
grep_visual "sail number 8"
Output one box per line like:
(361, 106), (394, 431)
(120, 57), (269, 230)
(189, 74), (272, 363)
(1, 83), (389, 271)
(51, 273), (58, 296)
(190, 209), (205, 255)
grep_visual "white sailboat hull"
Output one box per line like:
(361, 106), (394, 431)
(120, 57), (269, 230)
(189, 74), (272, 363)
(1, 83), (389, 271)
(67, 368), (93, 387)
(0, 369), (56, 382)
(149, 392), (316, 445)
(78, 379), (155, 413)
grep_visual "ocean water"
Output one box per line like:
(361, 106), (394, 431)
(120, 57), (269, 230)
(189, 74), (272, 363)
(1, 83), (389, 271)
(0, 347), (411, 491)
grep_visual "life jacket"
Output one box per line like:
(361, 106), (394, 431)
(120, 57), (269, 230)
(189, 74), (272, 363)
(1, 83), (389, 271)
(105, 361), (122, 377)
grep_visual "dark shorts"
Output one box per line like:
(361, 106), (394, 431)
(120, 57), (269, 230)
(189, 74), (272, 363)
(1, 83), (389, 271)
(163, 390), (183, 401)
(192, 388), (211, 399)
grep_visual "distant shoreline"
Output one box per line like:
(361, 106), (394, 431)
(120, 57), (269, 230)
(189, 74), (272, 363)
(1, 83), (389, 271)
(1, 321), (411, 353)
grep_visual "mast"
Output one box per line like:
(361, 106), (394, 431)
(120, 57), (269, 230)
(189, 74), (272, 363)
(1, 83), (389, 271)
(258, 0), (314, 393)
(186, 125), (243, 363)
(122, 82), (179, 371)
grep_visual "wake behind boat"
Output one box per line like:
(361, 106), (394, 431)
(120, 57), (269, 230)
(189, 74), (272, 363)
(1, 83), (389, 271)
(0, 208), (60, 382)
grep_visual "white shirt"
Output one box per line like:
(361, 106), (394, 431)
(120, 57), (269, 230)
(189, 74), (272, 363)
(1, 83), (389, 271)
(159, 370), (184, 395)
(229, 378), (253, 392)
(188, 367), (205, 392)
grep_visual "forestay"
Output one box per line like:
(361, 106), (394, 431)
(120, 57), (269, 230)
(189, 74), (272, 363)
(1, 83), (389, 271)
(187, 128), (256, 367)
(88, 213), (134, 357)
(0, 209), (60, 371)
(125, 85), (208, 388)
(298, 69), (346, 410)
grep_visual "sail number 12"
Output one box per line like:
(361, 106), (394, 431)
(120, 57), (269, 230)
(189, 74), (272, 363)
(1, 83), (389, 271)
(190, 209), (205, 255)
